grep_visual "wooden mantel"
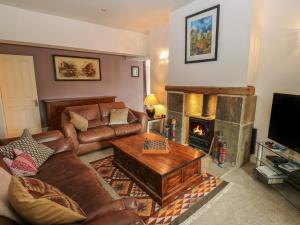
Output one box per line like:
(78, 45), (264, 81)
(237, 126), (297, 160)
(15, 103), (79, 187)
(165, 85), (255, 96)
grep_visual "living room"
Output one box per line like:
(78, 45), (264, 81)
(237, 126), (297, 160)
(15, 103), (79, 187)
(0, 0), (299, 225)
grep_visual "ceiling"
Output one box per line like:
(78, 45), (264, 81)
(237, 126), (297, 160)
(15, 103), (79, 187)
(0, 0), (195, 33)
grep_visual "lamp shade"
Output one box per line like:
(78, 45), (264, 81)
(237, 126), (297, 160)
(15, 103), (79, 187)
(144, 94), (158, 106)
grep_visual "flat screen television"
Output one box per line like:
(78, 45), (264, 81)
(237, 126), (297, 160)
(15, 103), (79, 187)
(268, 93), (300, 153)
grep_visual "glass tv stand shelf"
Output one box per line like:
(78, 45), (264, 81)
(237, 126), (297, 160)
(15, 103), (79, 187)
(254, 142), (300, 210)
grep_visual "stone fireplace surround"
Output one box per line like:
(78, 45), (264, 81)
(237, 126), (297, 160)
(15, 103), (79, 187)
(166, 86), (257, 167)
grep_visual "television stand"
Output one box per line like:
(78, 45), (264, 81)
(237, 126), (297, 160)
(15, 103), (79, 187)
(254, 142), (300, 210)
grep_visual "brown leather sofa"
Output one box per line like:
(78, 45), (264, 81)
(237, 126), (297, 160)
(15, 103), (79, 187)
(0, 130), (143, 225)
(61, 101), (148, 155)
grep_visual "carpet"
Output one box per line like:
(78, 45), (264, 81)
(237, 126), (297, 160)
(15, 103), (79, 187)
(90, 156), (228, 225)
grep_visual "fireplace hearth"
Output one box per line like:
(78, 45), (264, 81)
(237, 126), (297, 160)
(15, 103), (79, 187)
(189, 117), (215, 153)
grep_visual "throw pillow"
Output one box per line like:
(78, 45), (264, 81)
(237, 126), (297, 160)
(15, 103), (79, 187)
(3, 149), (38, 176)
(109, 108), (129, 125)
(128, 110), (138, 124)
(0, 142), (15, 160)
(69, 111), (88, 132)
(0, 129), (54, 167)
(0, 168), (25, 224)
(8, 176), (87, 225)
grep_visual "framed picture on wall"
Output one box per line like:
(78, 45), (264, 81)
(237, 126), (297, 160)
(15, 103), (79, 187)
(53, 55), (101, 81)
(185, 5), (220, 63)
(131, 66), (140, 77)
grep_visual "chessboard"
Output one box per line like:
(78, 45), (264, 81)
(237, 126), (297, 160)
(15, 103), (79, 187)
(142, 138), (170, 154)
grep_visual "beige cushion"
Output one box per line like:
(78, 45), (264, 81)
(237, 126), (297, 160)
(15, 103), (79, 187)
(99, 102), (126, 124)
(8, 176), (87, 225)
(0, 168), (24, 224)
(69, 111), (88, 132)
(109, 108), (129, 125)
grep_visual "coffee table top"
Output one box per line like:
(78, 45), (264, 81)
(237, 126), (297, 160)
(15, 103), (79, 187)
(110, 132), (205, 175)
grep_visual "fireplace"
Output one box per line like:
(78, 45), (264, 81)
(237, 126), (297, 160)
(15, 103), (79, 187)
(167, 89), (257, 167)
(189, 117), (215, 153)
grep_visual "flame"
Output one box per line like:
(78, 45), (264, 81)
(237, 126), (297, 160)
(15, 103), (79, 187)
(193, 125), (206, 136)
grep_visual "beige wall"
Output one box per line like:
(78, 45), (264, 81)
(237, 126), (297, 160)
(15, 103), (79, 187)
(247, 0), (264, 86)
(168, 0), (257, 87)
(0, 4), (147, 56)
(148, 24), (169, 115)
(254, 0), (300, 144)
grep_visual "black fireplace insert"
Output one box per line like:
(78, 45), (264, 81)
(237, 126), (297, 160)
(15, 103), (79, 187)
(189, 117), (215, 153)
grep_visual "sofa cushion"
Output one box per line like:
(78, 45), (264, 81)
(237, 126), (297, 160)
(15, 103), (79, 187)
(66, 104), (101, 121)
(70, 111), (88, 132)
(88, 119), (106, 129)
(0, 168), (24, 225)
(34, 151), (113, 215)
(99, 102), (126, 124)
(109, 108), (129, 125)
(78, 126), (115, 144)
(3, 149), (38, 177)
(8, 176), (87, 225)
(111, 123), (142, 137)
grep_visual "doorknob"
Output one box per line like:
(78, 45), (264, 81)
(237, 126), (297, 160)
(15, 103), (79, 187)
(34, 99), (39, 107)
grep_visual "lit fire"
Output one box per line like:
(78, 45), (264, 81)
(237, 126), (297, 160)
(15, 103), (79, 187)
(193, 125), (206, 136)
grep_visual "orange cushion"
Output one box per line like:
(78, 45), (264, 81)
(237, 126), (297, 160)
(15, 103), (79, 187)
(8, 176), (87, 225)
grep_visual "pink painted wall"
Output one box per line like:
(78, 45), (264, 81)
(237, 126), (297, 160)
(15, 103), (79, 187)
(0, 44), (144, 127)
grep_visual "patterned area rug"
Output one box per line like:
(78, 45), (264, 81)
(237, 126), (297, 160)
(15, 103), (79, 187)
(90, 156), (228, 225)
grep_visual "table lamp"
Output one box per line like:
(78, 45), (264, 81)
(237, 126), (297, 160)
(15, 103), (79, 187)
(144, 94), (158, 118)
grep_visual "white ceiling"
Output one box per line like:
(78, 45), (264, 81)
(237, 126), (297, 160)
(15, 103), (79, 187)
(0, 0), (195, 33)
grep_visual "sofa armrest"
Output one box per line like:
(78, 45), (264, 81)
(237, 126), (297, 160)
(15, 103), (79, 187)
(61, 121), (79, 151)
(43, 137), (74, 154)
(61, 110), (79, 151)
(131, 110), (148, 133)
(0, 130), (64, 146)
(34, 130), (74, 153)
(33, 130), (64, 144)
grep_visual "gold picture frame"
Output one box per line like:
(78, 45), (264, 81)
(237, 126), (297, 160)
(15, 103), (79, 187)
(53, 55), (101, 81)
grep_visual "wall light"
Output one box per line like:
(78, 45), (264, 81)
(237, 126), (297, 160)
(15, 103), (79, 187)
(159, 51), (169, 61)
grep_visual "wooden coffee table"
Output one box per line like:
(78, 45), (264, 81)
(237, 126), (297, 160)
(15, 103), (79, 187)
(110, 132), (205, 206)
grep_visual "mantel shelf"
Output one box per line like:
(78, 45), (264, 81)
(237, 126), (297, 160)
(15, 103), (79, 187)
(165, 85), (255, 96)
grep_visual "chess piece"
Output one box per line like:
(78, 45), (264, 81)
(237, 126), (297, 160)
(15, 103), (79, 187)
(165, 125), (170, 140)
(171, 119), (176, 141)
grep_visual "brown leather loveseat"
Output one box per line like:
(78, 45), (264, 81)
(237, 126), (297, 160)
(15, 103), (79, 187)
(0, 130), (143, 225)
(61, 102), (148, 155)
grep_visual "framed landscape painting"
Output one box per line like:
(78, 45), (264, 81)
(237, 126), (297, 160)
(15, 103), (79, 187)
(185, 5), (220, 63)
(53, 55), (101, 81)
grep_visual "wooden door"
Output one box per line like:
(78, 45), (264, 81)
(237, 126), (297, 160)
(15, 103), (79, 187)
(0, 54), (41, 137)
